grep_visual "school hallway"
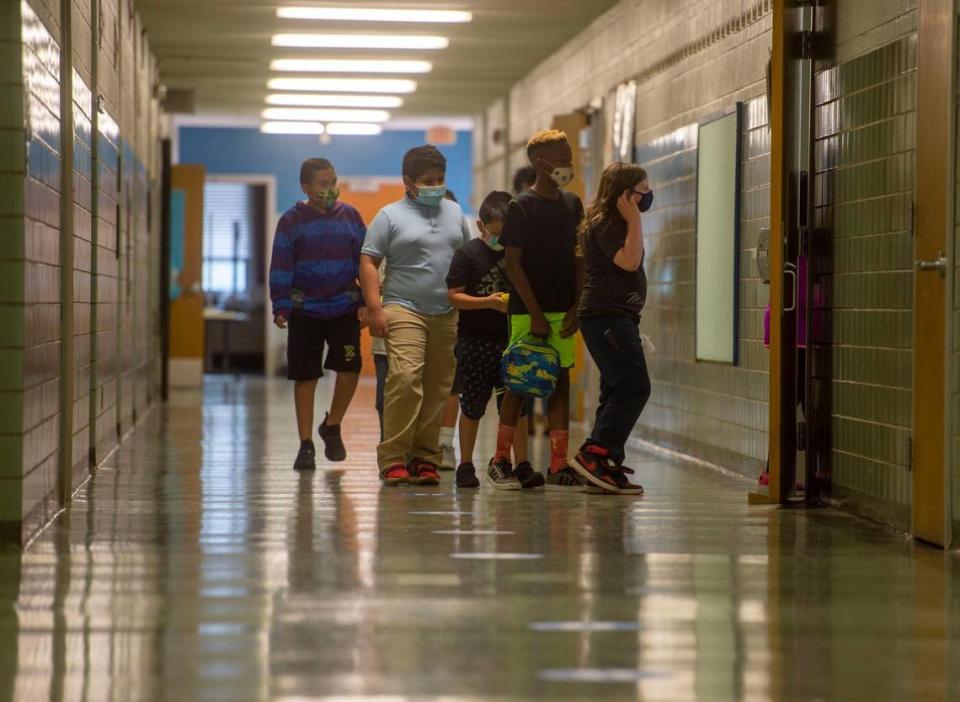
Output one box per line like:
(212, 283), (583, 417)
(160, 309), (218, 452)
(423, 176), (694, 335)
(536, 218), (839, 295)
(0, 375), (956, 702)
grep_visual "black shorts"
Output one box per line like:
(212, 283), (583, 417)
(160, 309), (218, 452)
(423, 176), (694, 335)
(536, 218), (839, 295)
(453, 336), (527, 421)
(287, 312), (362, 381)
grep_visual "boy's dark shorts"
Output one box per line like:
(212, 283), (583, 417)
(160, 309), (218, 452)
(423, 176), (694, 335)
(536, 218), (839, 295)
(453, 336), (527, 421)
(287, 312), (362, 381)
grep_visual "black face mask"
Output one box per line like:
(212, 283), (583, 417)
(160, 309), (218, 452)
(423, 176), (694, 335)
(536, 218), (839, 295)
(639, 190), (654, 212)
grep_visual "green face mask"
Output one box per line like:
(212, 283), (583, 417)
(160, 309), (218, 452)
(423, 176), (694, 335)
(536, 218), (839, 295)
(313, 187), (339, 209)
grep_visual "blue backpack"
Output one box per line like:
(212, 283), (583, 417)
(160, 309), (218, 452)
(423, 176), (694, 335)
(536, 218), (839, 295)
(500, 335), (560, 398)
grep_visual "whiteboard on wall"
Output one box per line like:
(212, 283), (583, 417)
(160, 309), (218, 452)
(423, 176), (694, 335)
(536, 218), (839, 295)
(695, 107), (741, 364)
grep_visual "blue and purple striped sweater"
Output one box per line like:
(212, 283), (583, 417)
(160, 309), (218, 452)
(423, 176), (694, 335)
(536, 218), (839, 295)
(269, 201), (367, 320)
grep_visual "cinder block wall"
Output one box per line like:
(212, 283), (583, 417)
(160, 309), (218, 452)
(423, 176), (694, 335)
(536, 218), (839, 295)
(18, 0), (65, 541)
(475, 0), (924, 528)
(813, 33), (917, 529)
(72, 0), (94, 488)
(633, 96), (771, 476)
(93, 0), (121, 465)
(0, 0), (166, 547)
(0, 0), (28, 544)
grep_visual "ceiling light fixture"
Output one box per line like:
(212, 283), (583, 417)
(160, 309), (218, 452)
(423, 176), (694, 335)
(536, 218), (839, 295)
(277, 7), (472, 23)
(267, 77), (417, 93)
(325, 123), (384, 136)
(262, 107), (391, 123)
(270, 59), (432, 74)
(271, 33), (449, 50)
(260, 121), (325, 134)
(265, 93), (404, 108)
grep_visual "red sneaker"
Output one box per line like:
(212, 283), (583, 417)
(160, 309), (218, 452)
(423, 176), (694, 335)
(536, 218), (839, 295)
(573, 445), (642, 495)
(602, 464), (643, 495)
(381, 463), (412, 486)
(409, 458), (441, 486)
(573, 445), (617, 491)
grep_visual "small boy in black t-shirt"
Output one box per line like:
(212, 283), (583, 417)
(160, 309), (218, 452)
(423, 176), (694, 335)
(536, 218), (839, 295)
(445, 191), (528, 489)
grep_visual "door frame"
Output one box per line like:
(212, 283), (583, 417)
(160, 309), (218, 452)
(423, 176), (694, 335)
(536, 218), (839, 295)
(202, 174), (279, 376)
(754, 0), (795, 505)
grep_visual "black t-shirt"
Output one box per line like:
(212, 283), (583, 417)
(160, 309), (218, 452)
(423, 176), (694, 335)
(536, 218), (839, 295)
(578, 218), (647, 322)
(445, 238), (511, 341)
(498, 189), (584, 314)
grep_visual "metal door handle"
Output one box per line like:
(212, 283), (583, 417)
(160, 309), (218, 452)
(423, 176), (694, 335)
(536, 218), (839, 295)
(915, 252), (947, 274)
(783, 263), (797, 313)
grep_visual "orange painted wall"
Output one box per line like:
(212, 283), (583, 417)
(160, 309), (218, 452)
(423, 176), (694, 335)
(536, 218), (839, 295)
(339, 181), (407, 377)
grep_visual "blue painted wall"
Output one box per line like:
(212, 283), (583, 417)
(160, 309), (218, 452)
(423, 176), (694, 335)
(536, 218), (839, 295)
(178, 126), (474, 215)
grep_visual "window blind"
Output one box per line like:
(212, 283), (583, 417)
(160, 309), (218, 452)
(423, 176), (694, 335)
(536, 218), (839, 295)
(203, 181), (252, 294)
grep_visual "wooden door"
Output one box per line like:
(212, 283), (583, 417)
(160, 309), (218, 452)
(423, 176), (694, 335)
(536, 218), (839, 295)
(169, 165), (206, 388)
(912, 0), (955, 546)
(751, 0), (795, 505)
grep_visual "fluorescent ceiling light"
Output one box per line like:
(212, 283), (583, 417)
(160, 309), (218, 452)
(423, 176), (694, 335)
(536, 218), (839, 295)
(262, 107), (390, 123)
(272, 33), (449, 50)
(266, 93), (404, 108)
(270, 59), (432, 74)
(267, 77), (417, 93)
(277, 7), (472, 23)
(326, 123), (384, 136)
(261, 121), (325, 134)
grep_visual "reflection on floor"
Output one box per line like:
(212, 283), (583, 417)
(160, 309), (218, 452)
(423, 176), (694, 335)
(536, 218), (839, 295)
(1, 376), (958, 701)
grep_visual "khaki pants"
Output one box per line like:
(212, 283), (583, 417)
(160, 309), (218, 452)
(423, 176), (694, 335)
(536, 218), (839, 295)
(378, 304), (458, 471)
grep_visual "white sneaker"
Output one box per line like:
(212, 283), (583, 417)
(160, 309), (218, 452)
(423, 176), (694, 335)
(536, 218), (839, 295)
(440, 444), (457, 471)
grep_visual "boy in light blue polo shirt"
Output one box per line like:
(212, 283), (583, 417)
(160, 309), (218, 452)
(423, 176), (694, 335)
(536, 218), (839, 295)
(359, 145), (471, 485)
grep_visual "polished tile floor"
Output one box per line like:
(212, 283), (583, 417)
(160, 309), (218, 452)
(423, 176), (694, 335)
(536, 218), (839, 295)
(1, 376), (959, 701)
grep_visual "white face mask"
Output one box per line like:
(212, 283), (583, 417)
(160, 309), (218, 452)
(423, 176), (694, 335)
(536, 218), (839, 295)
(542, 161), (574, 188)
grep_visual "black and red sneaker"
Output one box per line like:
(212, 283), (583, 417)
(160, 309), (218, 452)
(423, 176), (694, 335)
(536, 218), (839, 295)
(574, 444), (643, 495)
(583, 465), (644, 495)
(409, 458), (441, 486)
(381, 463), (412, 486)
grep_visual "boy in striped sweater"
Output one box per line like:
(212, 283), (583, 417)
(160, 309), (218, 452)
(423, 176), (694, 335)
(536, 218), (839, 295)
(270, 158), (367, 471)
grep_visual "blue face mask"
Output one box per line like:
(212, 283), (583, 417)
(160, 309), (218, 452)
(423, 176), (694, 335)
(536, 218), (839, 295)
(485, 235), (504, 252)
(414, 184), (447, 207)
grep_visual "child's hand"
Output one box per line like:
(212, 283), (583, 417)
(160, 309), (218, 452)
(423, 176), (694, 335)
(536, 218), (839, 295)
(617, 190), (641, 225)
(369, 309), (389, 338)
(559, 307), (579, 338)
(488, 294), (509, 314)
(530, 312), (551, 338)
(274, 313), (288, 329)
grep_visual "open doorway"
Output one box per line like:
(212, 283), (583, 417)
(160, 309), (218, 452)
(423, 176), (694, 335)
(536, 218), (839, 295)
(202, 175), (276, 375)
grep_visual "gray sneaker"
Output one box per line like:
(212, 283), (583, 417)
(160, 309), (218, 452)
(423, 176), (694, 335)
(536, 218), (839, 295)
(486, 457), (521, 490)
(544, 465), (584, 491)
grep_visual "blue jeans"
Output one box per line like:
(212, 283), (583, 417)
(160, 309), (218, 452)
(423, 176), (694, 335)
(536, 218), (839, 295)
(374, 353), (388, 440)
(580, 316), (652, 465)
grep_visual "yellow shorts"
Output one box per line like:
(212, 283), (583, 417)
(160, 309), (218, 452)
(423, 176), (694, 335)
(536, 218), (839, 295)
(508, 313), (576, 369)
